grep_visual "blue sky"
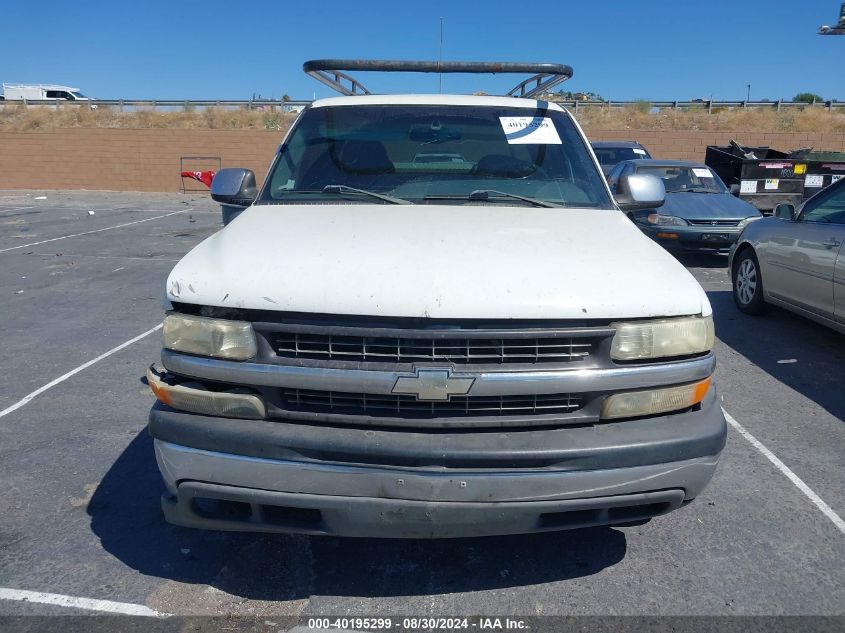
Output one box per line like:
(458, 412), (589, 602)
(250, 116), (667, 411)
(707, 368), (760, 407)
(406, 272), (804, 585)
(2, 0), (843, 101)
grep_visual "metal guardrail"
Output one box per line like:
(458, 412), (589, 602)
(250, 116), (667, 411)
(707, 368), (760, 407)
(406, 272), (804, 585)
(0, 98), (841, 112)
(561, 99), (843, 113)
(0, 99), (312, 110)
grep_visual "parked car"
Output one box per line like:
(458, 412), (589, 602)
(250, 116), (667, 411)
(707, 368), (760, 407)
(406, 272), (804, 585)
(590, 140), (652, 176)
(609, 159), (763, 253)
(729, 177), (845, 333)
(146, 60), (726, 539)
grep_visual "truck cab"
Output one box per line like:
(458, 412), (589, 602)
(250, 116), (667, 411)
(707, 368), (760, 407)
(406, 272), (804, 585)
(146, 60), (726, 538)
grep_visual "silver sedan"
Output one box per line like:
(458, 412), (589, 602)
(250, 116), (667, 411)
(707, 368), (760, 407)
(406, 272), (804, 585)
(729, 178), (845, 333)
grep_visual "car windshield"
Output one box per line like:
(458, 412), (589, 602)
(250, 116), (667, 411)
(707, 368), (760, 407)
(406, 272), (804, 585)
(71, 91), (87, 98)
(258, 104), (612, 209)
(592, 147), (650, 166)
(636, 165), (727, 193)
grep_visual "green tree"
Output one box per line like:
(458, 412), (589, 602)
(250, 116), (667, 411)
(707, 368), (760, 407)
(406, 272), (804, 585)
(793, 92), (824, 103)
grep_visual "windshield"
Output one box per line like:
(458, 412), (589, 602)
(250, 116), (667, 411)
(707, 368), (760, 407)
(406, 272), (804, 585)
(70, 91), (87, 98)
(636, 165), (727, 193)
(258, 104), (612, 208)
(592, 147), (650, 166)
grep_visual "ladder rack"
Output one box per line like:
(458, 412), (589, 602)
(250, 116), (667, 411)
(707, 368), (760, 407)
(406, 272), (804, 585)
(302, 59), (573, 99)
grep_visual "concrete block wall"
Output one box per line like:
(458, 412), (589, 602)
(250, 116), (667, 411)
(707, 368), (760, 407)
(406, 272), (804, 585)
(0, 129), (282, 192)
(1, 128), (844, 192)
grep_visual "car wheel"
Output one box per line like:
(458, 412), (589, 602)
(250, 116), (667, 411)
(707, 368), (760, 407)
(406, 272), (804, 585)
(732, 249), (769, 315)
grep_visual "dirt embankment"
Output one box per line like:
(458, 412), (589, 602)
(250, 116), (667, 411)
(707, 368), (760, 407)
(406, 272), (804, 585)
(1, 103), (843, 133)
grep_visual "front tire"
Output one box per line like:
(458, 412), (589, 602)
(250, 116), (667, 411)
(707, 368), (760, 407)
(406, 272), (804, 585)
(732, 249), (769, 315)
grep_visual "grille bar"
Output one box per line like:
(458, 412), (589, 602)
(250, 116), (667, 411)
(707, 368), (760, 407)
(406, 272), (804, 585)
(270, 332), (595, 364)
(279, 388), (583, 418)
(687, 219), (741, 227)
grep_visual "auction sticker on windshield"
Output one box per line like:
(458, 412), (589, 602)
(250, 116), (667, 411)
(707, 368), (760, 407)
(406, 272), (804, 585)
(499, 117), (562, 144)
(692, 168), (712, 178)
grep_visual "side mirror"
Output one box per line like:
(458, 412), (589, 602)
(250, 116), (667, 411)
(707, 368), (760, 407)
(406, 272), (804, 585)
(614, 174), (665, 211)
(729, 184), (740, 195)
(210, 168), (258, 207)
(774, 203), (796, 220)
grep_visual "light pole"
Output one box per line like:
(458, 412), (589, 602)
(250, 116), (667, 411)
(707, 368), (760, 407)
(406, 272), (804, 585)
(818, 1), (845, 33)
(438, 17), (444, 94)
(746, 84), (751, 102)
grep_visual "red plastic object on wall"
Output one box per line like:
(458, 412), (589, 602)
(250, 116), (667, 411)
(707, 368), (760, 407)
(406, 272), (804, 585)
(180, 170), (216, 188)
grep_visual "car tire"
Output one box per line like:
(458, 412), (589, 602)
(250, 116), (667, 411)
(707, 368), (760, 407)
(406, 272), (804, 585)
(732, 249), (769, 315)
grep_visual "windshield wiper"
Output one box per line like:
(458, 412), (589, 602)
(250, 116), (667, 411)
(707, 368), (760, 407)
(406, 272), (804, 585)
(424, 189), (562, 208)
(674, 188), (720, 194)
(322, 185), (411, 205)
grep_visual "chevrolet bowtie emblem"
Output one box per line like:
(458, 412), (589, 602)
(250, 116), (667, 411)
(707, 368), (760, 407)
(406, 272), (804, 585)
(391, 369), (475, 401)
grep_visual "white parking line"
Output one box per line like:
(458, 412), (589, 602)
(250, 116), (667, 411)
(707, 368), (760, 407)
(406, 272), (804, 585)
(0, 209), (186, 253)
(0, 206), (34, 214)
(0, 324), (162, 420)
(26, 252), (181, 262)
(724, 409), (845, 536)
(3, 207), (190, 213)
(0, 587), (168, 617)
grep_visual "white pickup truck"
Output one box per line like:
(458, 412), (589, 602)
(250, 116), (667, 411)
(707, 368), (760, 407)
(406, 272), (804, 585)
(147, 60), (726, 538)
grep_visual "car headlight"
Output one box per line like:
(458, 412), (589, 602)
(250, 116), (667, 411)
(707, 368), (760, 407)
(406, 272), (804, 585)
(646, 213), (688, 226)
(147, 366), (266, 419)
(610, 315), (714, 361)
(163, 313), (257, 360)
(601, 377), (711, 419)
(739, 216), (763, 228)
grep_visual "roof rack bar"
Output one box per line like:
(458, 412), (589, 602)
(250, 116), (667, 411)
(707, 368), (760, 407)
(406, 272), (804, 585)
(505, 72), (571, 99)
(305, 68), (372, 96)
(302, 60), (573, 98)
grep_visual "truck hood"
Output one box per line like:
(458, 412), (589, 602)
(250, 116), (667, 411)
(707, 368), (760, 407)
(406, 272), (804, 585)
(167, 204), (710, 320)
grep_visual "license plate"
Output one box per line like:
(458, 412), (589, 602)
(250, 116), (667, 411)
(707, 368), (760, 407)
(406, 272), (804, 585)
(701, 233), (729, 242)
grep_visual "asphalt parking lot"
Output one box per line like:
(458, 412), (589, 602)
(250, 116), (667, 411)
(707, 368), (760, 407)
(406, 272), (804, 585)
(0, 190), (843, 622)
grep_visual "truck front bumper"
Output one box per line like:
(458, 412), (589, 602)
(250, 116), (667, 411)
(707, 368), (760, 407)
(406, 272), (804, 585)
(149, 388), (726, 538)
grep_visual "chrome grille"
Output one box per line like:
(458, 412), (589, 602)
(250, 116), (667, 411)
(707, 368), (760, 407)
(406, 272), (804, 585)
(687, 219), (740, 227)
(279, 389), (583, 418)
(269, 332), (594, 364)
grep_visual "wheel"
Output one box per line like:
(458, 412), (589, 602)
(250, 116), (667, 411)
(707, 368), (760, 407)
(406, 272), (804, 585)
(732, 249), (769, 315)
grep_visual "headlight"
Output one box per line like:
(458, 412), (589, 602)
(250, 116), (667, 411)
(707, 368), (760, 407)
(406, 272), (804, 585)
(739, 216), (763, 228)
(646, 213), (687, 226)
(147, 366), (265, 419)
(601, 377), (711, 419)
(163, 313), (257, 360)
(610, 315), (714, 361)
